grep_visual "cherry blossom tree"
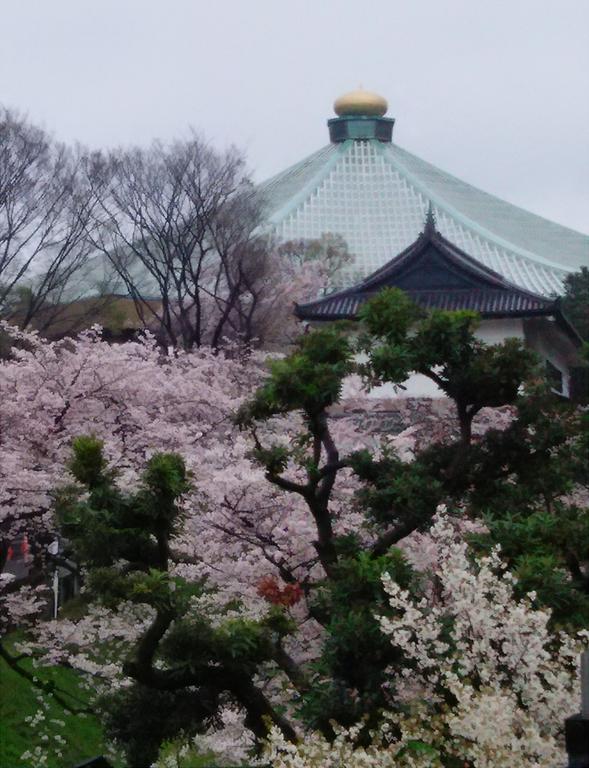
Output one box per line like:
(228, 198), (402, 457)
(0, 320), (262, 647)
(1, 287), (587, 766)
(264, 512), (588, 768)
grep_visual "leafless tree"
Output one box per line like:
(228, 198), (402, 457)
(85, 137), (275, 350)
(234, 233), (356, 346)
(276, 232), (353, 283)
(0, 108), (103, 332)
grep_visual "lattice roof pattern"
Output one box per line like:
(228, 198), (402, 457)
(259, 140), (589, 296)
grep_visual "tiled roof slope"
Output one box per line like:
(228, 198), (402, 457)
(259, 140), (589, 296)
(298, 289), (553, 320)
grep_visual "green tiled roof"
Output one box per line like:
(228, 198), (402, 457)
(259, 139), (588, 295)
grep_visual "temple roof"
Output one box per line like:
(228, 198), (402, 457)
(260, 98), (588, 296)
(295, 212), (570, 323)
(69, 91), (588, 304)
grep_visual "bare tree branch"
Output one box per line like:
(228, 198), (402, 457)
(0, 109), (100, 333)
(84, 137), (274, 350)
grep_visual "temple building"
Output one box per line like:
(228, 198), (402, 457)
(259, 89), (588, 397)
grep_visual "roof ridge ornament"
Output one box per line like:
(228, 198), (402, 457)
(333, 88), (388, 117)
(423, 203), (437, 237)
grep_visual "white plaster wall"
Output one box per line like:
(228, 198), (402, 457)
(339, 317), (577, 400)
(475, 318), (524, 344)
(362, 318), (525, 399)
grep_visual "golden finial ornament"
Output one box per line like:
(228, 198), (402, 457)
(333, 88), (388, 117)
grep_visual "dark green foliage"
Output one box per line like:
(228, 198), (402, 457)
(69, 436), (111, 489)
(235, 325), (355, 425)
(234, 286), (575, 739)
(406, 309), (481, 371)
(358, 288), (420, 342)
(579, 408), (589, 486)
(56, 482), (158, 569)
(351, 448), (443, 531)
(250, 444), (290, 475)
(470, 504), (589, 628)
(356, 292), (588, 629)
(562, 266), (589, 341)
(463, 388), (585, 510)
(418, 330), (536, 410)
(160, 615), (279, 677)
(102, 684), (219, 768)
(359, 290), (537, 415)
(137, 452), (190, 527)
(358, 289), (421, 386)
(302, 549), (414, 733)
(439, 387), (589, 628)
(56, 443), (188, 572)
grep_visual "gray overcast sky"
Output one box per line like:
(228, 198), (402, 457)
(1, 0), (588, 233)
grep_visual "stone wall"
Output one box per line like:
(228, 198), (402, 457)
(330, 397), (515, 453)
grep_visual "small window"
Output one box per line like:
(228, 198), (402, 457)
(546, 360), (563, 393)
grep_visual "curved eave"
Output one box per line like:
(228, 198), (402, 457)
(296, 217), (560, 319)
(297, 301), (584, 348)
(295, 294), (558, 320)
(295, 303), (558, 322)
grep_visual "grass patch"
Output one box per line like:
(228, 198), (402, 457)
(0, 642), (116, 768)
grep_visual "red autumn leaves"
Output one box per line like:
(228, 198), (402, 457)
(256, 575), (304, 607)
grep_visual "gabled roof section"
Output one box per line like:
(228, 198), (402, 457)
(295, 215), (560, 322)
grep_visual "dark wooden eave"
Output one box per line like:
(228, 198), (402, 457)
(295, 212), (563, 323)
